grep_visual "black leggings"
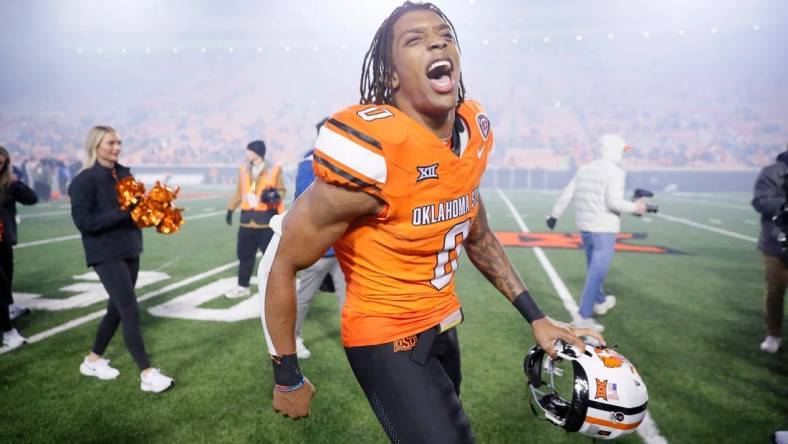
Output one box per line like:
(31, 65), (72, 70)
(345, 328), (474, 444)
(92, 257), (150, 370)
(237, 226), (274, 287)
(0, 242), (14, 332)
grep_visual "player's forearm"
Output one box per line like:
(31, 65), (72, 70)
(264, 263), (298, 355)
(465, 227), (526, 301)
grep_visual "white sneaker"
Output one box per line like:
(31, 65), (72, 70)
(760, 336), (782, 354)
(2, 328), (27, 351)
(9, 303), (31, 321)
(593, 296), (617, 316)
(140, 368), (174, 393)
(224, 285), (251, 299)
(296, 337), (311, 360)
(80, 356), (120, 380)
(571, 317), (605, 333)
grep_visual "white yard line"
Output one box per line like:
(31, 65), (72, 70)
(656, 213), (757, 243)
(660, 195), (751, 211)
(496, 189), (580, 322)
(496, 189), (668, 444)
(14, 211), (225, 249)
(0, 259), (240, 355)
(15, 234), (81, 249)
(20, 210), (70, 219)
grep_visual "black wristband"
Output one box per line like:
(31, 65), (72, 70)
(271, 353), (303, 386)
(512, 290), (545, 323)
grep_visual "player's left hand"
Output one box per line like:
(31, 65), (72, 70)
(531, 317), (605, 358)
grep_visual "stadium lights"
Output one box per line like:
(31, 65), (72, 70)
(710, 27), (718, 34)
(257, 46), (262, 52)
(753, 24), (760, 31)
(607, 33), (614, 39)
(575, 34), (583, 41)
(200, 47), (206, 53)
(543, 36), (551, 43)
(121, 48), (127, 54)
(284, 45), (291, 52)
(340, 44), (347, 51)
(482, 39), (489, 45)
(228, 47), (234, 53)
(97, 48), (103, 54)
(313, 45), (319, 51)
(468, 0), (475, 4)
(76, 48), (83, 54)
(677, 29), (685, 37)
(512, 37), (518, 44)
(172, 48), (179, 54)
(554, 100), (561, 108)
(145, 48), (151, 54)
(642, 31), (650, 38)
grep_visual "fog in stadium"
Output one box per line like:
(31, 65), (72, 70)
(2, 1), (788, 444)
(2, 0), (787, 189)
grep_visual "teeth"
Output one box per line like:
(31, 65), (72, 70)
(429, 60), (451, 72)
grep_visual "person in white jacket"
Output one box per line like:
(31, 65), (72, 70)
(547, 134), (646, 332)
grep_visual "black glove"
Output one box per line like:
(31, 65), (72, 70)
(546, 216), (557, 230)
(226, 210), (233, 226)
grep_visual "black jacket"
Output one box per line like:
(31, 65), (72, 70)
(0, 180), (38, 245)
(68, 162), (142, 266)
(752, 152), (788, 258)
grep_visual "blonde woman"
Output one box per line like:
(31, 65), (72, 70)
(0, 146), (38, 351)
(68, 126), (173, 393)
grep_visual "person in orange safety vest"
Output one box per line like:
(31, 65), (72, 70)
(225, 140), (286, 299)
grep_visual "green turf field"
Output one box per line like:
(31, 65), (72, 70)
(1, 188), (785, 444)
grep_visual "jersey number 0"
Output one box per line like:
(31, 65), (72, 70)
(431, 219), (472, 290)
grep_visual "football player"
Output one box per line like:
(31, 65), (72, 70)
(261, 2), (604, 442)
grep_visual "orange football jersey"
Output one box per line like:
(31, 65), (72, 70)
(313, 100), (494, 347)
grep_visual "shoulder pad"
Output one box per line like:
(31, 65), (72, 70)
(329, 104), (408, 147)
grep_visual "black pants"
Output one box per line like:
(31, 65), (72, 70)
(92, 257), (150, 370)
(0, 242), (13, 332)
(345, 328), (474, 444)
(237, 226), (274, 287)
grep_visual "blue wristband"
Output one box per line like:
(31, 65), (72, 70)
(275, 376), (305, 393)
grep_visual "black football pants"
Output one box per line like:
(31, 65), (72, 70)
(237, 226), (274, 287)
(345, 328), (475, 444)
(92, 257), (150, 370)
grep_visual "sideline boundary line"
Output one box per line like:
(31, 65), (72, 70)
(14, 211), (226, 249)
(496, 189), (668, 444)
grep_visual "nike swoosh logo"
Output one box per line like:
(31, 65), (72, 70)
(477, 145), (485, 159)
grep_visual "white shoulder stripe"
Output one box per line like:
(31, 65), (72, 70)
(315, 125), (387, 183)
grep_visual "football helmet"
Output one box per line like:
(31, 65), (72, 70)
(524, 341), (648, 440)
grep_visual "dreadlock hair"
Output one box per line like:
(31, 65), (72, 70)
(359, 1), (466, 106)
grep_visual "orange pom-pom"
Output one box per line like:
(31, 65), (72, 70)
(156, 207), (185, 234)
(116, 176), (146, 210)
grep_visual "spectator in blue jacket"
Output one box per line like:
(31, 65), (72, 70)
(292, 118), (346, 359)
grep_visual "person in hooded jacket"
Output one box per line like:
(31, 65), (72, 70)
(751, 145), (788, 354)
(547, 134), (646, 332)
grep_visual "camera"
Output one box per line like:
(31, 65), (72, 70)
(632, 188), (659, 214)
(261, 187), (281, 204)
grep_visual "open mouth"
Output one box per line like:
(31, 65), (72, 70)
(426, 59), (454, 94)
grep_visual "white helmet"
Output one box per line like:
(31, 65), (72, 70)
(524, 341), (648, 440)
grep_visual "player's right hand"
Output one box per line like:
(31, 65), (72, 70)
(272, 377), (315, 420)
